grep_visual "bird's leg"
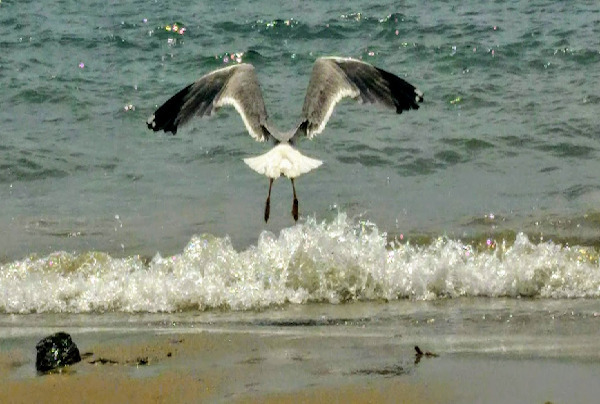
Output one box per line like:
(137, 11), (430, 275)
(291, 178), (299, 222)
(264, 178), (273, 222)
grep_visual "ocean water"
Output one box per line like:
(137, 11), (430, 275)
(1, 0), (600, 320)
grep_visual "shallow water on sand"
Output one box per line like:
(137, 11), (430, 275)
(3, 298), (599, 359)
(2, 298), (600, 403)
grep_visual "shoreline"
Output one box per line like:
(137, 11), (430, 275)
(1, 330), (445, 404)
(2, 327), (600, 404)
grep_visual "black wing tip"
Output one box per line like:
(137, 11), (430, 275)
(375, 66), (423, 113)
(146, 83), (196, 135)
(147, 114), (178, 135)
(396, 89), (423, 113)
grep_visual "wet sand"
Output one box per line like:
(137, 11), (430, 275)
(1, 331), (446, 403)
(2, 327), (599, 404)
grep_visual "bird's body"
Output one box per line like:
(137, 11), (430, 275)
(148, 56), (423, 222)
(243, 143), (323, 179)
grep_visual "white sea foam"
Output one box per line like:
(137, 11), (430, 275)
(1, 213), (599, 313)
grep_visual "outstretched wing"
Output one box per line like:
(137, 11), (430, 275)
(298, 57), (423, 138)
(147, 63), (270, 141)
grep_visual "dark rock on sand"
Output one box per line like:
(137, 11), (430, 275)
(35, 332), (81, 372)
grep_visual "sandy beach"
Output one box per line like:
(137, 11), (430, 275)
(2, 322), (599, 404)
(1, 330), (446, 404)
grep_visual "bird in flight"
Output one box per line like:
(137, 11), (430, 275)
(147, 56), (423, 222)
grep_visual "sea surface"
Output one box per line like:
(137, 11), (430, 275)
(1, 0), (599, 356)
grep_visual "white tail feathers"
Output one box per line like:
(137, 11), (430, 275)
(243, 144), (323, 179)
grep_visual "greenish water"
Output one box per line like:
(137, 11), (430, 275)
(1, 1), (600, 313)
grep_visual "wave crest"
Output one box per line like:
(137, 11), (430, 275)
(1, 213), (599, 313)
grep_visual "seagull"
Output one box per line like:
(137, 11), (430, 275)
(147, 56), (423, 222)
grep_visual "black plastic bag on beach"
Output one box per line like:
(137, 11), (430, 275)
(35, 332), (81, 372)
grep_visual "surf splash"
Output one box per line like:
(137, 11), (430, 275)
(1, 213), (599, 313)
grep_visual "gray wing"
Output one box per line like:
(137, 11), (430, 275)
(298, 57), (423, 138)
(147, 63), (270, 141)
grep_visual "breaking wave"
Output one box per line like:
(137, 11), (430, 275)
(1, 213), (599, 313)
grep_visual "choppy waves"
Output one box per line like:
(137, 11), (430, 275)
(1, 213), (599, 314)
